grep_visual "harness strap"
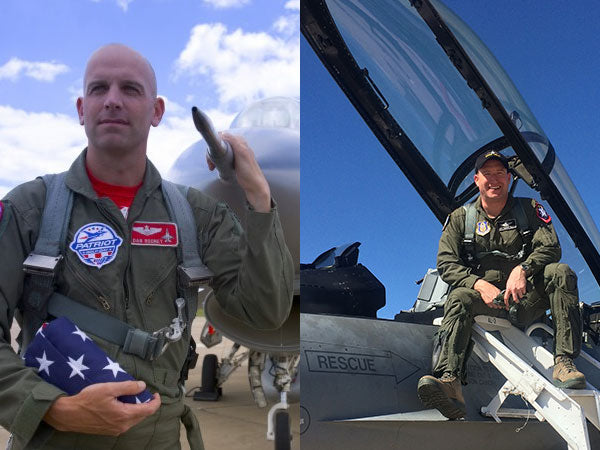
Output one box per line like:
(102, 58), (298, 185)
(462, 198), (533, 266)
(21, 175), (212, 362)
(514, 198), (533, 246)
(22, 173), (73, 307)
(161, 180), (214, 323)
(47, 292), (166, 360)
(36, 173), (73, 257)
(21, 173), (73, 351)
(462, 202), (478, 267)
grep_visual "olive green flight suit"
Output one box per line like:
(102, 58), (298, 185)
(434, 196), (581, 383)
(0, 150), (294, 449)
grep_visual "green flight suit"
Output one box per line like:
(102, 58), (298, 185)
(434, 196), (581, 383)
(0, 150), (294, 449)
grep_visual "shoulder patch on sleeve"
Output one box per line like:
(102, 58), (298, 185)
(535, 202), (552, 224)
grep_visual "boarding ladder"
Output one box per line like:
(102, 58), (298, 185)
(470, 315), (600, 450)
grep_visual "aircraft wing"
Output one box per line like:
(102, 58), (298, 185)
(301, 0), (600, 298)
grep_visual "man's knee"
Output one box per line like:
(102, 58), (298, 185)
(544, 263), (578, 293)
(444, 287), (476, 316)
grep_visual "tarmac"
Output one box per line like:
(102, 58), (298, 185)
(0, 318), (300, 450)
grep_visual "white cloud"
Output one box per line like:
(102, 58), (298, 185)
(116, 0), (133, 11)
(0, 106), (84, 197)
(174, 23), (299, 109)
(273, 14), (298, 36)
(68, 79), (84, 103)
(202, 0), (250, 8)
(0, 104), (223, 198)
(160, 95), (187, 116)
(285, 0), (299, 10)
(0, 57), (69, 82)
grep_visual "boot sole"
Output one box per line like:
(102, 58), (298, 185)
(417, 381), (466, 420)
(553, 378), (586, 390)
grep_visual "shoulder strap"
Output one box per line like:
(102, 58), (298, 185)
(161, 180), (202, 271)
(514, 198), (532, 234)
(161, 180), (214, 323)
(462, 202), (478, 267)
(22, 172), (73, 306)
(20, 172), (73, 352)
(36, 173), (74, 256)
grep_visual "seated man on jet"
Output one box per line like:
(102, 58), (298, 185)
(417, 150), (584, 420)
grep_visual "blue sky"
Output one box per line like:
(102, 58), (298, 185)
(0, 0), (299, 196)
(301, 1), (600, 318)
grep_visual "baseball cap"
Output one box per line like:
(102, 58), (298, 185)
(474, 151), (509, 173)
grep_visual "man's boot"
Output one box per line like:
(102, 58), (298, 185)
(417, 372), (466, 419)
(553, 355), (586, 389)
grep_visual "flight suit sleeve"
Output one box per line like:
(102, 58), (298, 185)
(197, 197), (293, 330)
(436, 209), (481, 289)
(0, 197), (66, 449)
(521, 199), (561, 277)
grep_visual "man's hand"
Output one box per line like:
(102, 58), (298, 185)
(43, 381), (160, 435)
(474, 279), (504, 309)
(206, 133), (271, 213)
(504, 264), (527, 309)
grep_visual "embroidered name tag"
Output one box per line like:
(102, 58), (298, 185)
(498, 219), (517, 232)
(476, 220), (490, 236)
(69, 223), (123, 269)
(131, 222), (178, 247)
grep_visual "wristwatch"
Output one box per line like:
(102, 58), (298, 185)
(520, 262), (532, 277)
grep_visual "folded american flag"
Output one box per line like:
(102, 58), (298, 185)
(23, 316), (153, 404)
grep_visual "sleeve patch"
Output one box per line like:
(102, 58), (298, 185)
(535, 202), (552, 224)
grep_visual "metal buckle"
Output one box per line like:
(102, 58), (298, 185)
(23, 253), (63, 276)
(178, 265), (214, 287)
(152, 298), (188, 357)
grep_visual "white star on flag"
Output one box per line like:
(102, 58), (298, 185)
(23, 316), (153, 404)
(36, 326), (45, 338)
(67, 354), (89, 379)
(72, 326), (90, 342)
(35, 351), (54, 376)
(102, 357), (126, 378)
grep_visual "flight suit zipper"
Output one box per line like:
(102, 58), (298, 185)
(145, 260), (177, 305)
(64, 259), (111, 310)
(96, 200), (131, 309)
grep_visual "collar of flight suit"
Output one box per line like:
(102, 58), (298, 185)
(474, 194), (516, 221)
(64, 148), (163, 202)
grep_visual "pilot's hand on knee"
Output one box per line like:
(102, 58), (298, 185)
(474, 279), (503, 309)
(43, 381), (161, 435)
(221, 132), (271, 213)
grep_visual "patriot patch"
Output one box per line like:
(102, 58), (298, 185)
(131, 222), (178, 247)
(69, 222), (123, 269)
(535, 203), (552, 224)
(476, 220), (490, 236)
(24, 317), (152, 404)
